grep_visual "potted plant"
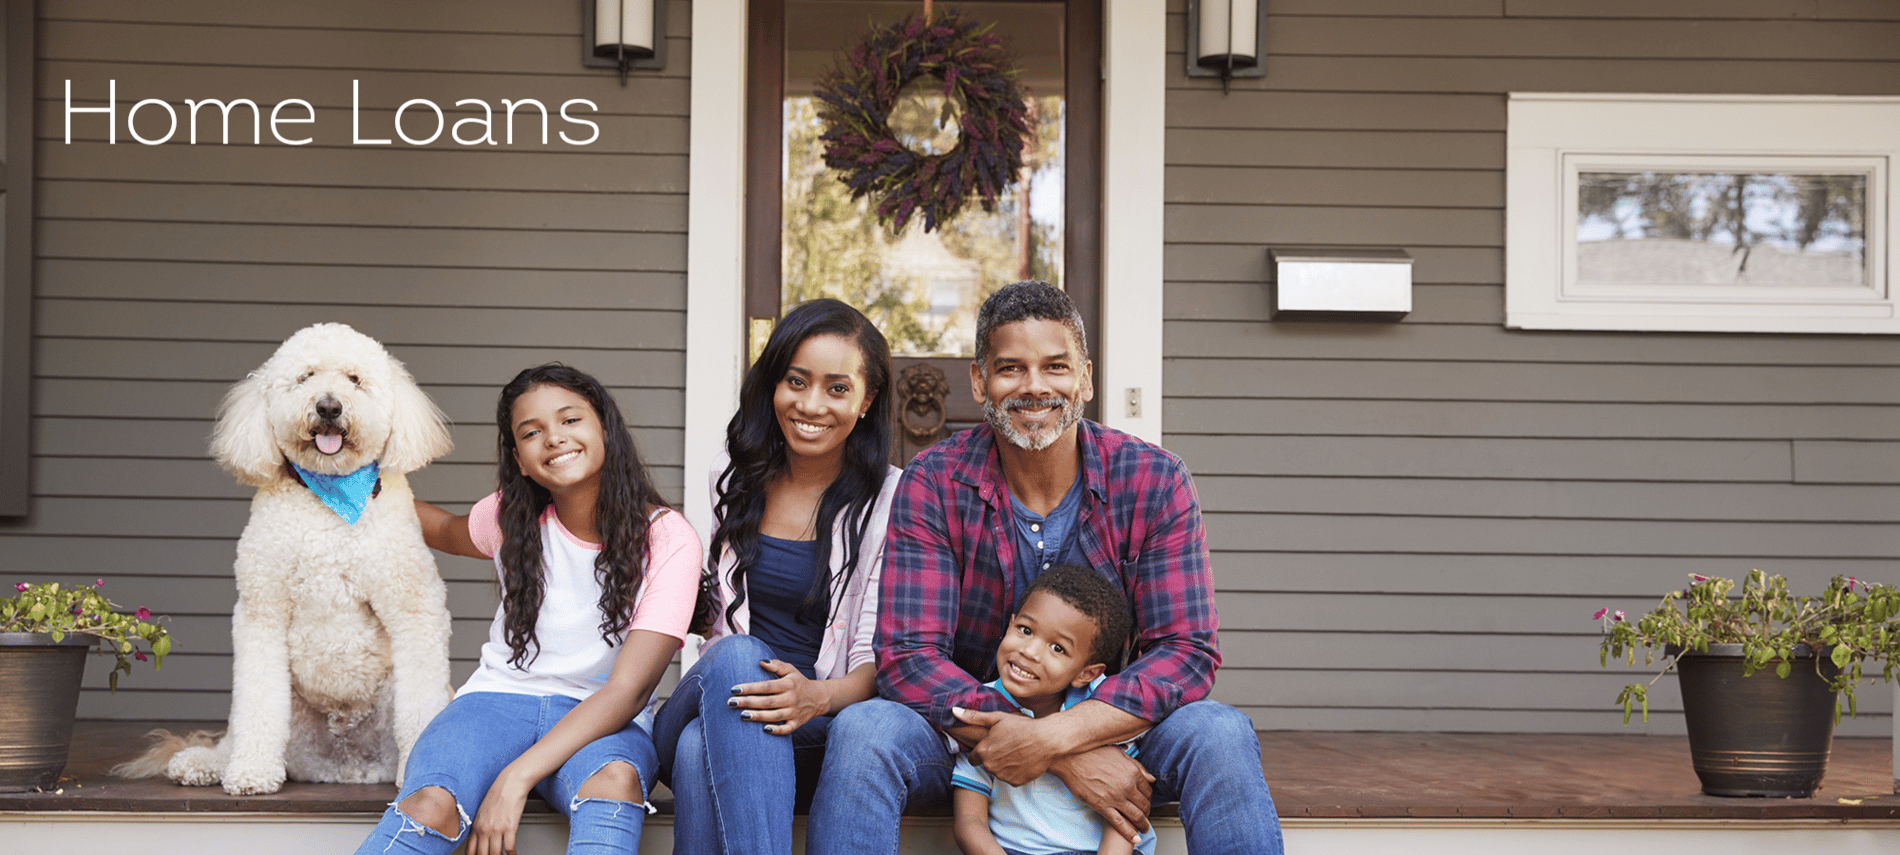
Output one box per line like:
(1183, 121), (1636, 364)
(1597, 569), (1900, 798)
(0, 580), (172, 791)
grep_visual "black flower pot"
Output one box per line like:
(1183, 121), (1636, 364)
(0, 632), (91, 792)
(1672, 643), (1840, 798)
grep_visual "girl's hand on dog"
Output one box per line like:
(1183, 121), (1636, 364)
(727, 659), (828, 736)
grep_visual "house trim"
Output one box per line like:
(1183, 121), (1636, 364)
(1505, 92), (1900, 335)
(0, 1), (35, 516)
(683, 0), (749, 536)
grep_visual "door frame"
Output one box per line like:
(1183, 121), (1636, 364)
(751, 0), (1102, 447)
(684, 0), (1163, 535)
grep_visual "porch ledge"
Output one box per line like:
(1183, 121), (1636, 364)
(2, 722), (1895, 822)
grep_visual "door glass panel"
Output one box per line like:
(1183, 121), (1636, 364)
(782, 0), (1066, 359)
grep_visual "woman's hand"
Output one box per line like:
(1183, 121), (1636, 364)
(467, 767), (534, 855)
(729, 658), (829, 736)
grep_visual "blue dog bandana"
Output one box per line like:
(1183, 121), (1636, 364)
(290, 460), (380, 525)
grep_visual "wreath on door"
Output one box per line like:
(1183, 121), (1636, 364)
(814, 11), (1030, 233)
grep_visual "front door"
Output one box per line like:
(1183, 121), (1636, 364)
(745, 0), (1102, 463)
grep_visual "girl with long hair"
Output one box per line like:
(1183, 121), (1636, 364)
(651, 298), (901, 854)
(354, 364), (701, 855)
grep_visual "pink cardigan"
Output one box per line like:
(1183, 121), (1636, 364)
(696, 453), (901, 680)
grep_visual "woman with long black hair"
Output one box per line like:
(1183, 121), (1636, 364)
(652, 298), (900, 854)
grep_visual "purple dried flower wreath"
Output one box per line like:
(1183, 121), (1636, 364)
(814, 12), (1030, 233)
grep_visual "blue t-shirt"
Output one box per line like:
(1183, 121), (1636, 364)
(951, 677), (1157, 855)
(1008, 474), (1086, 606)
(747, 534), (824, 679)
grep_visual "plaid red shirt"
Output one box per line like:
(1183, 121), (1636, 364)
(876, 420), (1221, 730)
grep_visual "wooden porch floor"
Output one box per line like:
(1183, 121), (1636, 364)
(3, 721), (1897, 822)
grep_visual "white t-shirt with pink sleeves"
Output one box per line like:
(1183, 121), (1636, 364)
(457, 492), (702, 702)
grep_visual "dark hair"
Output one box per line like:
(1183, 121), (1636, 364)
(1025, 563), (1132, 669)
(974, 280), (1089, 369)
(711, 298), (894, 627)
(493, 363), (669, 669)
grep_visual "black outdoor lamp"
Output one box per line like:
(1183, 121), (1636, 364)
(1185, 0), (1266, 93)
(583, 0), (666, 84)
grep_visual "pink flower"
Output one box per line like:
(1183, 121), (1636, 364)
(133, 649), (148, 662)
(1593, 608), (1609, 620)
(94, 579), (104, 587)
(135, 606), (152, 621)
(1689, 574), (1709, 583)
(1846, 576), (1863, 591)
(13, 582), (24, 592)
(1613, 610), (1626, 622)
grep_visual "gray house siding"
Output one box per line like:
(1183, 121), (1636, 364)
(6, 0), (1897, 736)
(3, 1), (690, 720)
(1164, 0), (1900, 734)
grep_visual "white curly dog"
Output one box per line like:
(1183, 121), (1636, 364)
(129, 323), (456, 795)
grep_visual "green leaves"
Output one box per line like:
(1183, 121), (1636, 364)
(1596, 570), (1900, 724)
(2, 580), (174, 690)
(1615, 683), (1650, 724)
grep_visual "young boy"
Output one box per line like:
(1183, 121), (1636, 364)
(951, 563), (1157, 855)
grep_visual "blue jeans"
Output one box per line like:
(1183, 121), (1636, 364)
(353, 690), (659, 855)
(652, 634), (833, 855)
(808, 698), (1284, 855)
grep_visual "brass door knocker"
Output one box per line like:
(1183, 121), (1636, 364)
(898, 363), (949, 443)
(892, 363), (951, 465)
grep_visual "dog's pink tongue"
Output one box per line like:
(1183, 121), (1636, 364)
(315, 434), (344, 455)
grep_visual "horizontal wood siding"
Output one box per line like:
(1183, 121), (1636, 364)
(1164, 0), (1900, 734)
(0, 1), (692, 719)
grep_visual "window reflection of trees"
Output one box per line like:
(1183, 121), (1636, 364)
(781, 95), (1065, 358)
(1577, 172), (1866, 287)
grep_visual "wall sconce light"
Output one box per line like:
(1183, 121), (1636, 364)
(583, 0), (666, 84)
(1185, 0), (1265, 93)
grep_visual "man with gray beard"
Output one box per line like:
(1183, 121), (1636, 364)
(805, 281), (1284, 855)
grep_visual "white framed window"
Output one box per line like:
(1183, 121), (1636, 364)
(1506, 93), (1900, 334)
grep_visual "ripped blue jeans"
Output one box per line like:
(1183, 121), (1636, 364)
(353, 690), (659, 855)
